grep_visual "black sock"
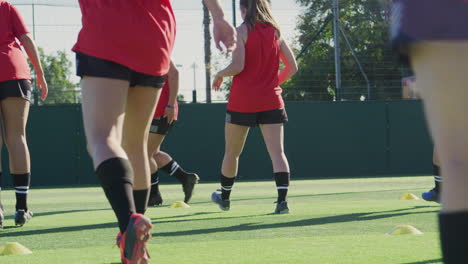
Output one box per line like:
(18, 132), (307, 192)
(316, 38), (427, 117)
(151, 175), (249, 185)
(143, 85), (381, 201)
(439, 212), (468, 263)
(161, 160), (188, 182)
(275, 172), (290, 203)
(96, 158), (135, 233)
(433, 165), (441, 192)
(220, 174), (235, 200)
(150, 171), (160, 194)
(133, 189), (150, 215)
(12, 173), (30, 211)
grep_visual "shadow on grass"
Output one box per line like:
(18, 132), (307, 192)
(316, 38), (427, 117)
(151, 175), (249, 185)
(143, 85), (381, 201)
(401, 259), (443, 264)
(155, 206), (438, 237)
(188, 190), (442, 206)
(0, 211), (244, 237)
(0, 206), (437, 238)
(4, 208), (111, 220)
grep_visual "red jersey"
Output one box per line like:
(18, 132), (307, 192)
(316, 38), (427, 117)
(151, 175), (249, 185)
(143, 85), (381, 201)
(154, 80), (178, 120)
(72, 0), (176, 76)
(0, 1), (31, 82)
(228, 23), (284, 113)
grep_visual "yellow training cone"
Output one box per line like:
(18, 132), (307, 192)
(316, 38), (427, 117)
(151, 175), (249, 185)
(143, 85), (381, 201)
(0, 242), (32, 256)
(400, 193), (419, 200)
(169, 201), (190, 208)
(387, 225), (424, 235)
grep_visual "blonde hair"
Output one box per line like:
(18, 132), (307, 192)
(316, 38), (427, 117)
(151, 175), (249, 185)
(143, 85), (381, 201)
(240, 0), (281, 37)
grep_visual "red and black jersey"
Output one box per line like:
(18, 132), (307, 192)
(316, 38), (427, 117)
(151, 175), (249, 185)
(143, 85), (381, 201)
(73, 0), (176, 76)
(0, 1), (31, 82)
(228, 23), (284, 113)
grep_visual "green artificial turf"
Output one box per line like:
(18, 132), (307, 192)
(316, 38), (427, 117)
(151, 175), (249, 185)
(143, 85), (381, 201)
(0, 177), (443, 264)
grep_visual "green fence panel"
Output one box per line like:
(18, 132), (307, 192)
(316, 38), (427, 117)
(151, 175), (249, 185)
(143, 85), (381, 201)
(0, 100), (434, 187)
(2, 105), (83, 187)
(284, 101), (388, 177)
(387, 100), (433, 174)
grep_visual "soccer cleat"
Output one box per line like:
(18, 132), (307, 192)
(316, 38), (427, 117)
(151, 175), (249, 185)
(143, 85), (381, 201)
(181, 173), (199, 203)
(422, 188), (440, 203)
(274, 201), (289, 214)
(118, 213), (153, 264)
(147, 190), (163, 207)
(15, 209), (33, 226)
(211, 192), (230, 211)
(0, 203), (4, 229)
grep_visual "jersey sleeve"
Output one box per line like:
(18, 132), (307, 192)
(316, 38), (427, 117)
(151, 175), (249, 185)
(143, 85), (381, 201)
(10, 4), (30, 39)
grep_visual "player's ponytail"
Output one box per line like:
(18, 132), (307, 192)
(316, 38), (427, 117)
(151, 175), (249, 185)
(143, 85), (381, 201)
(240, 0), (281, 37)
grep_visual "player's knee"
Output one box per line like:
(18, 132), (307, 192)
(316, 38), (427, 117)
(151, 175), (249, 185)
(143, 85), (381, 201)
(87, 137), (120, 158)
(5, 133), (27, 150)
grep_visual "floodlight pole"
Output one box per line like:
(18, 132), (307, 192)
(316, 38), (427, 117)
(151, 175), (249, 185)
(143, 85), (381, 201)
(232, 0), (236, 26)
(332, 0), (342, 101)
(32, 3), (36, 40)
(32, 3), (39, 105)
(192, 62), (198, 103)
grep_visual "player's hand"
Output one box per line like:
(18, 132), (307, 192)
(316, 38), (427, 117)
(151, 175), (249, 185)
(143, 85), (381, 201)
(164, 106), (175, 124)
(36, 72), (48, 100)
(212, 74), (223, 91)
(213, 18), (237, 55)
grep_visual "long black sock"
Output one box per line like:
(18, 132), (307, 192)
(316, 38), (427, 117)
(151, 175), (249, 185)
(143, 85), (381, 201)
(220, 174), (235, 200)
(439, 212), (468, 263)
(96, 158), (135, 233)
(433, 164), (441, 192)
(12, 173), (30, 211)
(150, 171), (160, 194)
(161, 160), (188, 182)
(275, 172), (290, 203)
(133, 189), (150, 215)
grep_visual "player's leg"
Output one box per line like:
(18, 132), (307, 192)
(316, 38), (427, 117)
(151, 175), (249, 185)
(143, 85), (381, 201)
(422, 149), (441, 202)
(212, 120), (250, 211)
(147, 131), (165, 206)
(81, 76), (136, 233)
(410, 41), (468, 263)
(156, 149), (199, 203)
(258, 109), (290, 214)
(1, 81), (33, 226)
(122, 85), (161, 215)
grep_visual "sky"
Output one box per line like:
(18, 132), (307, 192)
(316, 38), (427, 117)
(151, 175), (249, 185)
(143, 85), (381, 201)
(12, 0), (303, 102)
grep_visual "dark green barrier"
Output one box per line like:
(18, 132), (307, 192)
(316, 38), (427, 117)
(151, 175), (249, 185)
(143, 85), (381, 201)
(387, 100), (433, 174)
(0, 101), (433, 187)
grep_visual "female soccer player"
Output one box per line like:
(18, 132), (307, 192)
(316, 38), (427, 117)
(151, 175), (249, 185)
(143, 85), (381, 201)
(0, 0), (48, 228)
(73, 1), (235, 263)
(211, 0), (298, 214)
(147, 61), (199, 207)
(392, 0), (468, 262)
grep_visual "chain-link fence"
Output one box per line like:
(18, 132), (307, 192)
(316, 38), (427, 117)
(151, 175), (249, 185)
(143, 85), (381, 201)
(10, 0), (411, 104)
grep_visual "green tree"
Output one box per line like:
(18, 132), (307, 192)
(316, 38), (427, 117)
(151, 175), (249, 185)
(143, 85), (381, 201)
(284, 0), (402, 101)
(29, 48), (79, 105)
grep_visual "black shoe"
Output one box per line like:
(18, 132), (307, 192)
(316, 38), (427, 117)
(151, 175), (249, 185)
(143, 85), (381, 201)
(211, 192), (230, 211)
(274, 201), (289, 214)
(15, 209), (33, 226)
(148, 190), (163, 207)
(0, 203), (4, 229)
(182, 173), (199, 203)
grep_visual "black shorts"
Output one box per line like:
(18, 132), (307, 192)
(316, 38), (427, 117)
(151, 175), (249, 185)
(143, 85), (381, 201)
(226, 109), (288, 127)
(149, 117), (175, 135)
(0, 79), (32, 102)
(76, 52), (166, 88)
